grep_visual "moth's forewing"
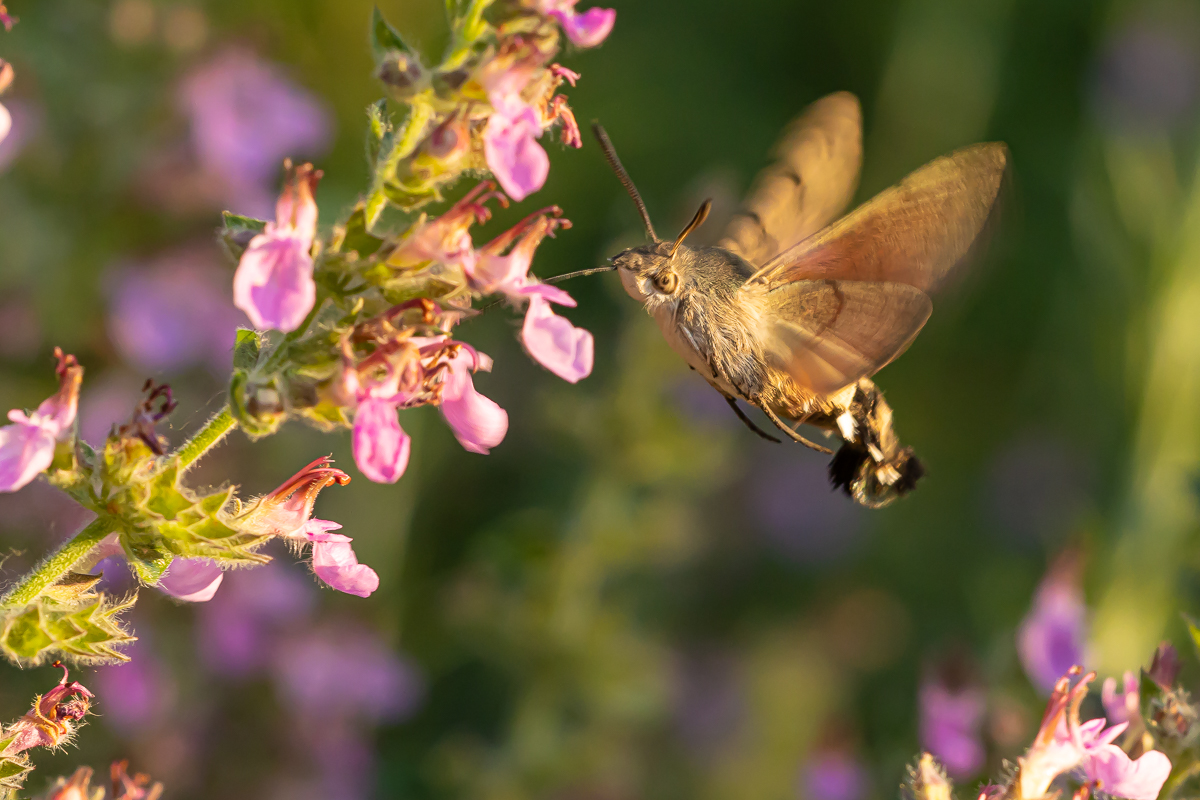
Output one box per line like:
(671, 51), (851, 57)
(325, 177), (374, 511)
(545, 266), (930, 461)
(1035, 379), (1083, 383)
(746, 143), (1009, 293)
(718, 92), (863, 266)
(760, 280), (932, 395)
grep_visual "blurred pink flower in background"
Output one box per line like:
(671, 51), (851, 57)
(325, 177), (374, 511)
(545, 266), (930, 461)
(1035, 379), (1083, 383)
(272, 625), (423, 800)
(800, 751), (870, 800)
(1017, 552), (1088, 695)
(179, 49), (331, 217)
(92, 638), (173, 737)
(1102, 671), (1139, 726)
(77, 371), (145, 447)
(273, 625), (423, 724)
(919, 677), (986, 778)
(197, 560), (315, 679)
(107, 245), (246, 374)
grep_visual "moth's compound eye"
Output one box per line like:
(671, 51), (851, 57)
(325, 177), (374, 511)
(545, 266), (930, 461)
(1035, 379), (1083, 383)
(653, 270), (679, 294)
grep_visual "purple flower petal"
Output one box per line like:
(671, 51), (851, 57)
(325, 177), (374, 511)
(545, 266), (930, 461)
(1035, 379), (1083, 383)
(550, 6), (616, 48)
(179, 49), (331, 213)
(919, 682), (986, 778)
(0, 422), (55, 492)
(483, 103), (549, 202)
(521, 292), (594, 383)
(519, 282), (577, 306)
(469, 250), (532, 296)
(352, 396), (410, 484)
(233, 231), (316, 332)
(439, 350), (508, 454)
(1082, 745), (1171, 800)
(309, 537), (380, 598)
(157, 558), (224, 603)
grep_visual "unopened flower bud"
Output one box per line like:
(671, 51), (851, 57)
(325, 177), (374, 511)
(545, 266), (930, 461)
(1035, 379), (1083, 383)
(422, 116), (470, 164)
(1147, 642), (1181, 689)
(903, 753), (954, 800)
(376, 52), (426, 97)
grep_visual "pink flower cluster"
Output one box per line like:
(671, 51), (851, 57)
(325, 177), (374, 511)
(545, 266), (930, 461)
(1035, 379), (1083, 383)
(0, 349), (82, 492)
(1018, 667), (1170, 800)
(233, 174), (593, 484)
(339, 329), (507, 484)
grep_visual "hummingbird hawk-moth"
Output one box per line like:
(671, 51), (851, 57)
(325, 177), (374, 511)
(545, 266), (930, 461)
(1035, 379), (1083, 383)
(589, 92), (1008, 508)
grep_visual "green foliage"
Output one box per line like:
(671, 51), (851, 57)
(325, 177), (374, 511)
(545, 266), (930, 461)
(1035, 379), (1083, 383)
(0, 593), (135, 666)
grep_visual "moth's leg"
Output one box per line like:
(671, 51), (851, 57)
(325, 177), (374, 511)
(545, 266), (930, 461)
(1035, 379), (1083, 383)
(724, 396), (781, 443)
(760, 404), (833, 454)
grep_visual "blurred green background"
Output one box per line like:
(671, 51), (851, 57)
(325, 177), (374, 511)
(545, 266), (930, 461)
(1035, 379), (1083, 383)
(3, 0), (1200, 798)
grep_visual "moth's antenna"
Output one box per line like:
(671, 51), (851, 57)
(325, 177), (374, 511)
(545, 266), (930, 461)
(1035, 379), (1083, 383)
(670, 199), (712, 257)
(592, 122), (658, 242)
(544, 265), (616, 284)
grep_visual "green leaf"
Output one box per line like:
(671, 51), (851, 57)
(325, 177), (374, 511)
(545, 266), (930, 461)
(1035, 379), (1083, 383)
(2, 607), (54, 660)
(220, 212), (269, 260)
(0, 594), (134, 665)
(0, 755), (31, 792)
(366, 99), (392, 171)
(371, 7), (417, 62)
(125, 545), (173, 585)
(144, 462), (192, 521)
(233, 328), (263, 371)
(340, 206), (385, 257)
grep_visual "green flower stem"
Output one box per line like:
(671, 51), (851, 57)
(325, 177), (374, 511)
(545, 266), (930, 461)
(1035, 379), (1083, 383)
(365, 101), (434, 230)
(177, 406), (238, 470)
(0, 516), (118, 608)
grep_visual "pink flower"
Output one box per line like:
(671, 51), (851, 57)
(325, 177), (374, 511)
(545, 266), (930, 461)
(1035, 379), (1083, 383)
(0, 349), (82, 492)
(389, 182), (505, 271)
(352, 395), (411, 484)
(542, 1), (616, 48)
(1018, 668), (1171, 800)
(1076, 717), (1171, 800)
(521, 287), (593, 383)
(1, 663), (93, 758)
(1018, 551), (1088, 694)
(484, 101), (550, 202)
(306, 520), (379, 598)
(233, 162), (321, 332)
(1102, 671), (1139, 726)
(438, 346), (508, 454)
(239, 458), (379, 598)
(0, 101), (9, 146)
(156, 558), (224, 603)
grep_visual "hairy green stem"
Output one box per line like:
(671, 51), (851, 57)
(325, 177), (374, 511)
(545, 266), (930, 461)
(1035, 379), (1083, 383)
(365, 101), (434, 230)
(1, 516), (118, 608)
(177, 406), (237, 470)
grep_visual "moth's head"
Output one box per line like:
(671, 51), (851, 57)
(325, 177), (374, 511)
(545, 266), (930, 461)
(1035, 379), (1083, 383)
(612, 200), (710, 308)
